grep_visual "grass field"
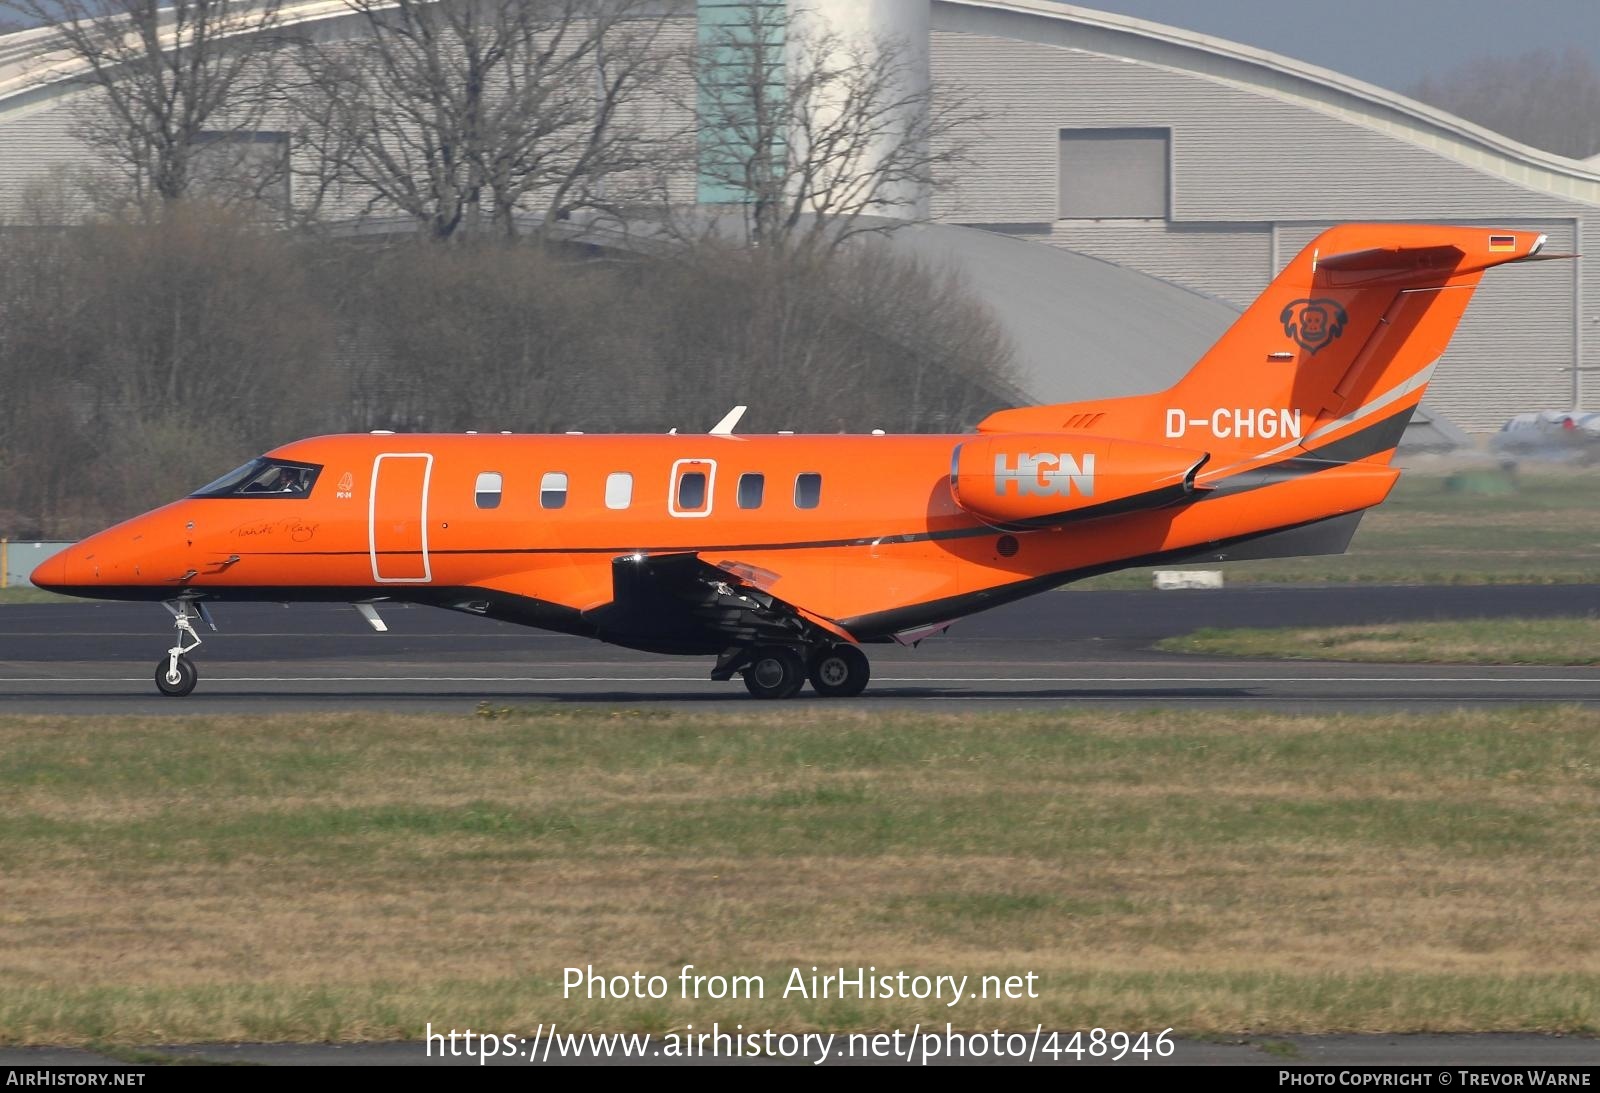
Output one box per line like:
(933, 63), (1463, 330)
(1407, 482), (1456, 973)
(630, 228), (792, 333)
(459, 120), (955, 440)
(1, 706), (1597, 1044)
(1075, 468), (1600, 589)
(1160, 618), (1600, 665)
(0, 587), (75, 604)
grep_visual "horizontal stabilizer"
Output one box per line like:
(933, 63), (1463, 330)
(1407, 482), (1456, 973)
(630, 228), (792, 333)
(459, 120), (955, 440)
(1315, 244), (1463, 274)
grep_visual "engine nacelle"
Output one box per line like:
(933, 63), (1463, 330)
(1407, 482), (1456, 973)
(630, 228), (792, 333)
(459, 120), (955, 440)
(950, 433), (1209, 526)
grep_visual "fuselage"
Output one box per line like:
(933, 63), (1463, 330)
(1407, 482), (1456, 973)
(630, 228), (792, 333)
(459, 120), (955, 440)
(34, 427), (1398, 651)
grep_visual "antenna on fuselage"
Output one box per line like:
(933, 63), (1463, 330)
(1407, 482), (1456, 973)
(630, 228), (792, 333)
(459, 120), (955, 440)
(710, 405), (747, 436)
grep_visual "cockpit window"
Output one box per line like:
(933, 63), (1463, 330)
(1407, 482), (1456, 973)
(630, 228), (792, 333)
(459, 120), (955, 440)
(191, 458), (322, 498)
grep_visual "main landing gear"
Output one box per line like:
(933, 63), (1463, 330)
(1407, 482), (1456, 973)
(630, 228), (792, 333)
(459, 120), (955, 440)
(154, 600), (213, 697)
(806, 643), (870, 698)
(735, 643), (872, 700)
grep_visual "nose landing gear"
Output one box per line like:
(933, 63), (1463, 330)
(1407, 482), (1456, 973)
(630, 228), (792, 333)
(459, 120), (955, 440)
(156, 654), (198, 697)
(155, 600), (211, 697)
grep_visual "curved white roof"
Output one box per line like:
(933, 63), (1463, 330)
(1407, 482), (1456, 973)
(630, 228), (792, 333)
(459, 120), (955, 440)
(889, 220), (1238, 401)
(943, 0), (1600, 205)
(0, 1), (354, 119)
(7, 0), (1600, 206)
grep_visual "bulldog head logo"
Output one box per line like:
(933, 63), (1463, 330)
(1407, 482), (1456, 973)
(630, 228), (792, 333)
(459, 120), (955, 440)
(1279, 298), (1349, 355)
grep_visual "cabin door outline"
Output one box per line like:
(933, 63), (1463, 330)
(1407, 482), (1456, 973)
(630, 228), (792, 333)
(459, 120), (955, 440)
(369, 453), (434, 583)
(668, 458), (717, 518)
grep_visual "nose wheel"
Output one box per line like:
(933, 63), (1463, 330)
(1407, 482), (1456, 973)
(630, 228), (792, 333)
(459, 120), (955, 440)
(155, 600), (210, 698)
(156, 655), (199, 697)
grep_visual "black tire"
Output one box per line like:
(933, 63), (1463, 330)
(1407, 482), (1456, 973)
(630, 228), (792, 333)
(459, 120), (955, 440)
(808, 644), (870, 698)
(742, 646), (806, 699)
(155, 655), (198, 698)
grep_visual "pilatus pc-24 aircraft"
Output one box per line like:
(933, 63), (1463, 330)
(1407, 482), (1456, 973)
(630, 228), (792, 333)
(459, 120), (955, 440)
(34, 224), (1563, 698)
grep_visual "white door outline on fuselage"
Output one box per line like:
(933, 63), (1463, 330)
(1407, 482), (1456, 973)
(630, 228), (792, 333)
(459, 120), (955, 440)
(369, 452), (434, 583)
(668, 458), (717, 518)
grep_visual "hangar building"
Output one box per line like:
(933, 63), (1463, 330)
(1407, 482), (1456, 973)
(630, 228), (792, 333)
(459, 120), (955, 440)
(3, 0), (1597, 432)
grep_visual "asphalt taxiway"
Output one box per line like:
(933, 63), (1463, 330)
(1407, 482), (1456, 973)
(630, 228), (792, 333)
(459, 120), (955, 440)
(2, 584), (1597, 712)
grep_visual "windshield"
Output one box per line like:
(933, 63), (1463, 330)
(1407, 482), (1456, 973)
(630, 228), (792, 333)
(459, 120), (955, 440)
(191, 458), (322, 499)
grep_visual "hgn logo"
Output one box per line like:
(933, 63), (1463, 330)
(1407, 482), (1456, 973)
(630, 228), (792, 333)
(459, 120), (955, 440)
(994, 453), (1097, 498)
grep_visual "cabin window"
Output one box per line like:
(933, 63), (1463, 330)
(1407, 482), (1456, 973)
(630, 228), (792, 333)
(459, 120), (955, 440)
(794, 472), (822, 509)
(737, 472), (765, 509)
(678, 471), (707, 510)
(540, 471), (568, 509)
(475, 472), (503, 509)
(605, 472), (633, 510)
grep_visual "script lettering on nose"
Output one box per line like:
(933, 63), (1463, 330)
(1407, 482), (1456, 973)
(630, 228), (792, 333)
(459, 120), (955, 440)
(994, 453), (1096, 498)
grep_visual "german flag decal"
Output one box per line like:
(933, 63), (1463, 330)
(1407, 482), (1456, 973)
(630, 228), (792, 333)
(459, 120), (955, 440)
(1489, 234), (1517, 252)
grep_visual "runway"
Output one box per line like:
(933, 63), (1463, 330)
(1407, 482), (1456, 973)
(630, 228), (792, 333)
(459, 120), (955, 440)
(3, 584), (1598, 713)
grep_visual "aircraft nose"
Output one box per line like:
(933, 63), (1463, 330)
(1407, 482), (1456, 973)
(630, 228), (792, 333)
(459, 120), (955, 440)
(30, 551), (68, 592)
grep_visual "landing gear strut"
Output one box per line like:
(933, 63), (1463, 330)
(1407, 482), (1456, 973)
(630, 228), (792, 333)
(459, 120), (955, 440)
(155, 600), (209, 697)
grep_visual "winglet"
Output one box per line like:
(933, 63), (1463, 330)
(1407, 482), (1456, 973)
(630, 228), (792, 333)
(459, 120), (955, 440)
(710, 406), (747, 436)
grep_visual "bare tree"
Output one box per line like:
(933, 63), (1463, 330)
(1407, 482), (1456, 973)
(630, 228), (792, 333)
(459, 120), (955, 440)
(0, 0), (288, 207)
(688, 1), (981, 256)
(0, 204), (340, 535)
(291, 0), (678, 240)
(636, 239), (1017, 433)
(341, 240), (645, 429)
(1410, 48), (1600, 160)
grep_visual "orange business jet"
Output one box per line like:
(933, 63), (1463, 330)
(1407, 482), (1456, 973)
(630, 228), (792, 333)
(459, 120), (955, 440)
(33, 224), (1563, 698)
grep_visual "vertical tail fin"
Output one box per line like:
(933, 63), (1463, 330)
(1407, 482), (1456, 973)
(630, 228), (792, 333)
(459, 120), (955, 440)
(1161, 224), (1550, 461)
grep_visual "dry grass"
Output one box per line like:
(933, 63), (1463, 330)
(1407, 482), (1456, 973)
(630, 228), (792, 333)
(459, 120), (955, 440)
(0, 706), (1597, 1043)
(0, 588), (79, 604)
(1160, 617), (1600, 665)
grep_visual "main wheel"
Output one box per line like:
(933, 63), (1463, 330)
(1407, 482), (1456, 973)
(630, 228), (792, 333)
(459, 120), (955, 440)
(155, 654), (198, 697)
(742, 646), (806, 699)
(808, 644), (870, 698)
